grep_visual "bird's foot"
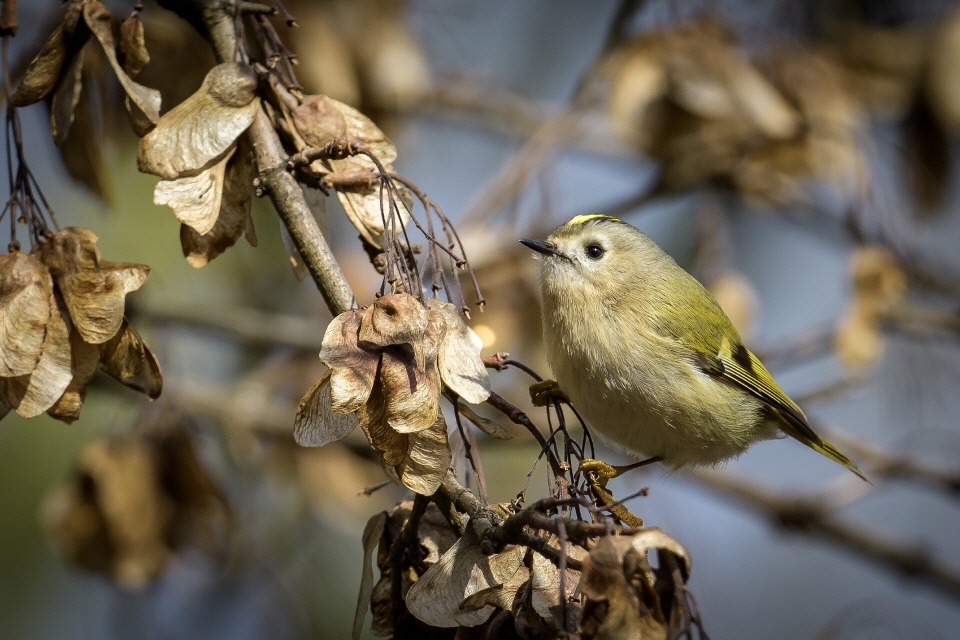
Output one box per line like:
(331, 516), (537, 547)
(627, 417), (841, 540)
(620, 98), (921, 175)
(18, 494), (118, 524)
(579, 459), (621, 488)
(579, 456), (664, 488)
(529, 379), (569, 407)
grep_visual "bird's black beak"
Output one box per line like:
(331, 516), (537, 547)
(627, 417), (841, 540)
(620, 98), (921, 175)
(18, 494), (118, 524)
(520, 238), (563, 258)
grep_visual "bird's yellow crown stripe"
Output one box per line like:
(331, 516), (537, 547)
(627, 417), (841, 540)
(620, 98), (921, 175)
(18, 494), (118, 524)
(565, 214), (621, 227)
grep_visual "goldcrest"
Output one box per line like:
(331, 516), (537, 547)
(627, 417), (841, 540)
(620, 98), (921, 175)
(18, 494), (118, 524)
(521, 214), (865, 479)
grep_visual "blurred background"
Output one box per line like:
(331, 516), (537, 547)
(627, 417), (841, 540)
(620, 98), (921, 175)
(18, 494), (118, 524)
(2, 0), (960, 638)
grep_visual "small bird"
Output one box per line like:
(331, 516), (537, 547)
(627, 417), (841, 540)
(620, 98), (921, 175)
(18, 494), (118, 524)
(521, 214), (865, 480)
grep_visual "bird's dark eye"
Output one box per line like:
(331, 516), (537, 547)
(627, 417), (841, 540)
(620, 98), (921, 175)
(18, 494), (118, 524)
(585, 243), (605, 260)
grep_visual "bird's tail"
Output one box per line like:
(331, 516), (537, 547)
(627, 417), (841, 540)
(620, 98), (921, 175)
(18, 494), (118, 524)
(804, 435), (869, 482)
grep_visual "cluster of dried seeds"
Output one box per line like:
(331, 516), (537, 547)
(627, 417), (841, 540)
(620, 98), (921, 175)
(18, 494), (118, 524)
(12, 0), (160, 144)
(603, 17), (868, 208)
(0, 228), (160, 422)
(41, 426), (230, 589)
(296, 293), (489, 495)
(357, 501), (694, 639)
(139, 61), (261, 267)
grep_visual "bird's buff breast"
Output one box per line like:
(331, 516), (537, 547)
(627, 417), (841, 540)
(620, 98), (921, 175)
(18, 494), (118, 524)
(542, 302), (766, 468)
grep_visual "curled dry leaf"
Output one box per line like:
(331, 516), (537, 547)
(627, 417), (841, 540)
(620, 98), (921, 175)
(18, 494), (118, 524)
(579, 537), (655, 640)
(459, 566), (531, 613)
(530, 539), (589, 620)
(39, 227), (149, 345)
(630, 528), (691, 577)
(367, 501), (458, 636)
(579, 530), (691, 640)
(50, 47), (85, 146)
(13, 293), (73, 418)
(179, 137), (257, 267)
(426, 298), (490, 404)
(0, 252), (53, 377)
(46, 329), (100, 423)
(11, 24), (73, 107)
(98, 319), (163, 399)
(292, 95), (408, 249)
(378, 309), (445, 433)
(456, 400), (512, 440)
(11, 0), (91, 108)
(359, 293), (427, 347)
(117, 13), (150, 78)
(353, 511), (387, 640)
(82, 1), (160, 125)
(406, 526), (526, 628)
(390, 412), (451, 495)
(319, 309), (378, 414)
(358, 379), (407, 466)
(57, 85), (114, 202)
(138, 62), (260, 180)
(294, 370), (360, 447)
(154, 147), (230, 236)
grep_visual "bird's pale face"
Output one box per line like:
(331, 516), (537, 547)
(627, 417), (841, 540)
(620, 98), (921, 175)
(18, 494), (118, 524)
(521, 216), (657, 305)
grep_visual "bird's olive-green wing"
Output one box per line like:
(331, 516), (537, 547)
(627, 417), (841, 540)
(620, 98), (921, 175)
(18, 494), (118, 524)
(691, 336), (817, 439)
(690, 337), (867, 480)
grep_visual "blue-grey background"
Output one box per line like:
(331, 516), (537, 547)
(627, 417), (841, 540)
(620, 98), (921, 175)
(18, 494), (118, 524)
(2, 1), (959, 639)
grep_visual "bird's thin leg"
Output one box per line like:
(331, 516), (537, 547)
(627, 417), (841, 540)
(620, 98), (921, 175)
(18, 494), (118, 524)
(580, 456), (663, 488)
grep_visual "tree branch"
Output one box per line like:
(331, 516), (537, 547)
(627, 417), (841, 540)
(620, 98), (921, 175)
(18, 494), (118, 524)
(691, 469), (960, 603)
(159, 0), (355, 315)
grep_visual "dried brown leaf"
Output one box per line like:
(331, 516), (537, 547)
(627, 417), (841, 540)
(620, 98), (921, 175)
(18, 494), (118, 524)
(358, 293), (427, 347)
(630, 528), (691, 577)
(379, 346), (441, 434)
(0, 252), (53, 377)
(40, 228), (150, 345)
(39, 476), (113, 574)
(319, 310), (379, 413)
(292, 94), (348, 148)
(293, 95), (407, 248)
(459, 566), (530, 613)
(83, 1), (160, 124)
(154, 148), (230, 236)
(138, 62), (260, 180)
(579, 536), (647, 640)
(406, 526), (525, 627)
(353, 511), (387, 640)
(50, 46), (85, 146)
(179, 137), (255, 267)
(359, 379), (406, 466)
(426, 300), (490, 404)
(15, 294), (73, 418)
(46, 328), (100, 423)
(11, 24), (74, 107)
(457, 400), (512, 440)
(80, 439), (174, 588)
(117, 14), (150, 78)
(393, 412), (450, 495)
(531, 542), (588, 619)
(98, 319), (163, 399)
(294, 370), (360, 447)
(56, 89), (113, 203)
